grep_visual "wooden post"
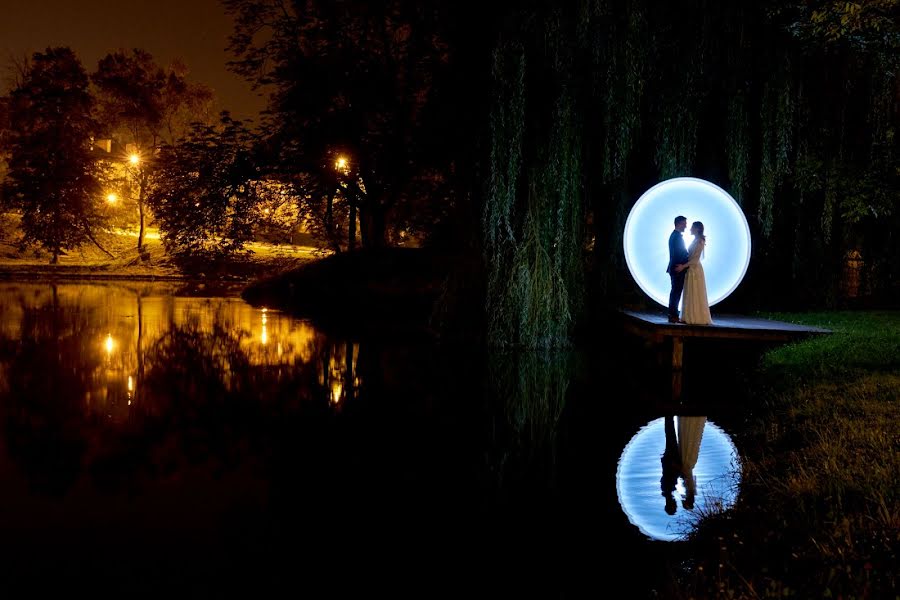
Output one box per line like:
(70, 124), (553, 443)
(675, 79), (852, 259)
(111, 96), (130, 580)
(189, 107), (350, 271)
(672, 336), (683, 369)
(671, 336), (683, 401)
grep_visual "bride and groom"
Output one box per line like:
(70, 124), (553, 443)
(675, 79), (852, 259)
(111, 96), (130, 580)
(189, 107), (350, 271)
(667, 215), (712, 325)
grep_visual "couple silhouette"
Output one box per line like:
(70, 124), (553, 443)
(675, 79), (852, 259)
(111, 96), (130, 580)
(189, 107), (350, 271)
(660, 414), (707, 515)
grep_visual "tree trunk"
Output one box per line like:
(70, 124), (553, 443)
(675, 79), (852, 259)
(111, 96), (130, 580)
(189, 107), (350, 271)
(137, 198), (145, 252)
(326, 192), (334, 237)
(326, 192), (342, 253)
(361, 203), (387, 249)
(84, 223), (115, 258)
(348, 203), (357, 252)
(344, 341), (355, 403)
(50, 247), (59, 264)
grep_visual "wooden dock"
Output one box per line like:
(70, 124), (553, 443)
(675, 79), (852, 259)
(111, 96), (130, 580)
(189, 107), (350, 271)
(621, 310), (831, 398)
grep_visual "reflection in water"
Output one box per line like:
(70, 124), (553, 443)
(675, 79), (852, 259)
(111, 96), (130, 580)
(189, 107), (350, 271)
(483, 351), (573, 490)
(0, 283), (362, 492)
(0, 282), (737, 594)
(616, 416), (740, 541)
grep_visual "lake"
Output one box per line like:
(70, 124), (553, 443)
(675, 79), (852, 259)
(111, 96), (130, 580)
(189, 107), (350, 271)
(0, 282), (741, 596)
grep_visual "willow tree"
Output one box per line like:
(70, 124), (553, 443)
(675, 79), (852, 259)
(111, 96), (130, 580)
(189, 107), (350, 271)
(484, 9), (585, 349)
(479, 0), (898, 336)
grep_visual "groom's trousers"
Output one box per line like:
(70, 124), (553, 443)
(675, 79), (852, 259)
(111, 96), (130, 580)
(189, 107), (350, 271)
(668, 271), (686, 319)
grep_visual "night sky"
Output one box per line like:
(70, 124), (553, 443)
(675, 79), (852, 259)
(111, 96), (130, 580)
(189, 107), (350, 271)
(0, 0), (266, 121)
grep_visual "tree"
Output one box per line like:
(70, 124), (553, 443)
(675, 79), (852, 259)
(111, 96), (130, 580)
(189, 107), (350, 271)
(92, 49), (213, 251)
(146, 114), (260, 258)
(0, 48), (109, 264)
(0, 96), (9, 207)
(223, 0), (453, 249)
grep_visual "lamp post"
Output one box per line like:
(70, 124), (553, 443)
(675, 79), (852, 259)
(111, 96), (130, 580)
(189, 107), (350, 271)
(334, 155), (356, 251)
(125, 151), (148, 254)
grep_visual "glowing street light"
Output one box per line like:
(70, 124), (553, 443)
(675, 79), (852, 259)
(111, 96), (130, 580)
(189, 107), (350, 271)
(106, 192), (118, 204)
(334, 156), (348, 171)
(129, 153), (141, 166)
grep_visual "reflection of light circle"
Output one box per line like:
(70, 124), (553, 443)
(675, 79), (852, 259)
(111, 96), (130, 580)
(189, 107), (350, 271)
(615, 417), (740, 542)
(623, 178), (751, 308)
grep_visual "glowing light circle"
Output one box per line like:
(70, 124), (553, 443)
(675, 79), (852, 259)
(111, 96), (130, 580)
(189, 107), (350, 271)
(623, 177), (751, 308)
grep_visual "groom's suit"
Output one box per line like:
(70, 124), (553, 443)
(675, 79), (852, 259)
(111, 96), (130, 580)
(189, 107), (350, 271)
(667, 230), (690, 320)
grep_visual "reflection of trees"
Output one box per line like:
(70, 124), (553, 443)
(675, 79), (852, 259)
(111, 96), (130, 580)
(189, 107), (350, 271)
(0, 283), (362, 497)
(316, 340), (360, 407)
(483, 350), (574, 492)
(0, 286), (99, 495)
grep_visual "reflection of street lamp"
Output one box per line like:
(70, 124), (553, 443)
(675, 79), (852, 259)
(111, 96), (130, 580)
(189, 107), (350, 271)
(129, 153), (141, 166)
(261, 308), (268, 346)
(106, 192), (118, 204)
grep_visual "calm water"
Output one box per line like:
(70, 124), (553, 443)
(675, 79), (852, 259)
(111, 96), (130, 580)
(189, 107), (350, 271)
(0, 282), (741, 596)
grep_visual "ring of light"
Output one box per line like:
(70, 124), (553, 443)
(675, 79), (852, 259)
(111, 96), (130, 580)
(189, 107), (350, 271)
(615, 417), (741, 542)
(623, 177), (751, 308)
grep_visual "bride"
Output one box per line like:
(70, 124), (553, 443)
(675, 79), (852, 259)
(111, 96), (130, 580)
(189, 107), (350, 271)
(676, 221), (712, 325)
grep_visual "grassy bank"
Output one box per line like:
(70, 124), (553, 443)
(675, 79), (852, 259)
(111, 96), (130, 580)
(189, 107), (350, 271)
(684, 311), (900, 598)
(0, 220), (321, 281)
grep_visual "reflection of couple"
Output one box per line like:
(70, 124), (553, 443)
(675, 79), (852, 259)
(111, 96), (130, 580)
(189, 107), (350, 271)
(667, 216), (712, 325)
(660, 415), (707, 515)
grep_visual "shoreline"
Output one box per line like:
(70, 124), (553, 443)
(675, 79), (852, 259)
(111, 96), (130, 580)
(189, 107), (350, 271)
(0, 269), (190, 282)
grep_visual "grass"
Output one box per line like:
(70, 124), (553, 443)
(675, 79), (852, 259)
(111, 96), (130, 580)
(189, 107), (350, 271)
(0, 213), (321, 281)
(682, 311), (900, 599)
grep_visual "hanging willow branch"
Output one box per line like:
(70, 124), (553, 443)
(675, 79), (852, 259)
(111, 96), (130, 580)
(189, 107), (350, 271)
(655, 4), (707, 180)
(483, 14), (585, 349)
(484, 40), (526, 346)
(727, 90), (749, 204)
(601, 0), (646, 183)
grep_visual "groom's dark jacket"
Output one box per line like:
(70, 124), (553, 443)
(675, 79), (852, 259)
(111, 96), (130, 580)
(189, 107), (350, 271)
(666, 230), (689, 274)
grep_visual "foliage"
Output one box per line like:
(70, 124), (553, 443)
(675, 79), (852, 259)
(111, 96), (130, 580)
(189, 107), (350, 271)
(0, 48), (108, 263)
(92, 49), (214, 250)
(782, 0), (900, 53)
(251, 179), (305, 244)
(223, 0), (455, 249)
(92, 50), (214, 147)
(146, 114), (260, 257)
(515, 0), (900, 310)
(484, 15), (586, 349)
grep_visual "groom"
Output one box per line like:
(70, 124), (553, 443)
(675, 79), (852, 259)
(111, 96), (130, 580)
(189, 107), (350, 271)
(666, 216), (689, 323)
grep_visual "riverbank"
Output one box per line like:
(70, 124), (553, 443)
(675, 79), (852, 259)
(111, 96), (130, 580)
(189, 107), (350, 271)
(684, 311), (900, 598)
(0, 228), (323, 282)
(242, 247), (453, 334)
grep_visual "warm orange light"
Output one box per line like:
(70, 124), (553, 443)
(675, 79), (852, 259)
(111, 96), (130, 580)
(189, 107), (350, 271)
(105, 333), (114, 355)
(330, 380), (343, 404)
(335, 156), (348, 171)
(106, 193), (118, 203)
(129, 153), (140, 165)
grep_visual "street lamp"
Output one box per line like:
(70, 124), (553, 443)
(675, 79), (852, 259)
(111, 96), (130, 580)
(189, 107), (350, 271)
(129, 153), (141, 166)
(106, 192), (118, 204)
(334, 155), (348, 171)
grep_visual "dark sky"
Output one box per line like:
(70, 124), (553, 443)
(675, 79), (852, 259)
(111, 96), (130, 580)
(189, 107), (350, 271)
(0, 0), (267, 121)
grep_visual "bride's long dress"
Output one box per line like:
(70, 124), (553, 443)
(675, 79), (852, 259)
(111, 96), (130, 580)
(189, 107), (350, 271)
(677, 416), (707, 510)
(682, 239), (712, 325)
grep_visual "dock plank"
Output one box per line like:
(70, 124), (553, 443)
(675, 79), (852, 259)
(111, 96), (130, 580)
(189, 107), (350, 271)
(622, 310), (830, 342)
